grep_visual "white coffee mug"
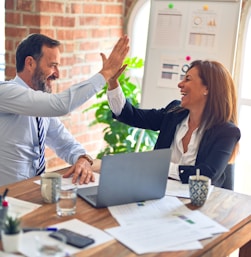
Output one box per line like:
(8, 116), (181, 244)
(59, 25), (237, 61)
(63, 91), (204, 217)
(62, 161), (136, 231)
(40, 173), (61, 203)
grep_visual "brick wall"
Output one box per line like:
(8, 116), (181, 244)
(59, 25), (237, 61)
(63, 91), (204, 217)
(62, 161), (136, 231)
(4, 0), (134, 171)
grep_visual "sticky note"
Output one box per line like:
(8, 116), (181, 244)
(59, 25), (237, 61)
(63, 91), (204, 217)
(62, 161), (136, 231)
(203, 5), (209, 11)
(168, 3), (174, 9)
(186, 56), (191, 61)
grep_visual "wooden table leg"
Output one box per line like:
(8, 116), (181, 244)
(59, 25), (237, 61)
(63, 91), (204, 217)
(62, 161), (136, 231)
(239, 240), (251, 257)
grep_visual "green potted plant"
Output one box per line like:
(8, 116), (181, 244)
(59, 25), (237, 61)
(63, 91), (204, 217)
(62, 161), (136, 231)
(1, 215), (22, 253)
(84, 57), (158, 159)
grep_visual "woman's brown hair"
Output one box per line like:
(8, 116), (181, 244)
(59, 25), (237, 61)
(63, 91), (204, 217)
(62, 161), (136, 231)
(188, 60), (239, 162)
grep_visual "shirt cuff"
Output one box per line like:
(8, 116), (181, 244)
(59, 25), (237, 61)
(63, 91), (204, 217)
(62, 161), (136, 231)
(107, 86), (126, 116)
(168, 162), (180, 181)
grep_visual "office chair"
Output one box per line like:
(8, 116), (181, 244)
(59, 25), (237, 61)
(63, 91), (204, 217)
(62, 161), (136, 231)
(221, 164), (235, 190)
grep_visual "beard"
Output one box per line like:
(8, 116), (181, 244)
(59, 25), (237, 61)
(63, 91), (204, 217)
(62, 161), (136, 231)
(31, 66), (54, 93)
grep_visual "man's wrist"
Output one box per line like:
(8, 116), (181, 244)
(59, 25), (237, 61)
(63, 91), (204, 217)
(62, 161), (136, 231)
(78, 154), (94, 165)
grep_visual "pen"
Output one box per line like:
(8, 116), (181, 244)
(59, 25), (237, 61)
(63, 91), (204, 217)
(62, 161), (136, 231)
(2, 188), (9, 200)
(1, 188), (9, 207)
(23, 227), (58, 233)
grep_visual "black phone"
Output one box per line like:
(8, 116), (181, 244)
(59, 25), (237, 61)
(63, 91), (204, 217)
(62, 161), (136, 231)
(49, 228), (95, 249)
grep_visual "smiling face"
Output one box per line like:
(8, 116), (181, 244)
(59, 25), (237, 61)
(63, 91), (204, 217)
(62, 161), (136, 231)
(31, 46), (60, 93)
(178, 66), (208, 112)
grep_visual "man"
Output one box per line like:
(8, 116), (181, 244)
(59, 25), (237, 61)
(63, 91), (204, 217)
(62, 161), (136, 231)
(0, 33), (129, 186)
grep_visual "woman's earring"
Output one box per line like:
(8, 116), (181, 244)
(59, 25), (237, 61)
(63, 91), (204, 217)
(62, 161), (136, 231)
(203, 92), (208, 96)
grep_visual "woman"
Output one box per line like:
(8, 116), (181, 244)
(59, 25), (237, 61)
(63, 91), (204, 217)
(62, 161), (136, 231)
(107, 60), (240, 188)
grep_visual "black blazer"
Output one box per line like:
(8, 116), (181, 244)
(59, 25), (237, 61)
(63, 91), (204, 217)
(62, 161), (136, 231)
(113, 100), (241, 187)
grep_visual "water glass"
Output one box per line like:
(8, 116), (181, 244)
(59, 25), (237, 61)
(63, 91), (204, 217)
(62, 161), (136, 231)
(56, 185), (77, 216)
(35, 231), (66, 257)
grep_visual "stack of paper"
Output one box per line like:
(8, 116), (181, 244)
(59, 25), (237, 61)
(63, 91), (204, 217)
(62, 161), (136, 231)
(106, 196), (228, 254)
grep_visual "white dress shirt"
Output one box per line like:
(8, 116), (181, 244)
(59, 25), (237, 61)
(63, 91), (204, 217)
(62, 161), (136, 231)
(107, 86), (204, 180)
(0, 74), (105, 186)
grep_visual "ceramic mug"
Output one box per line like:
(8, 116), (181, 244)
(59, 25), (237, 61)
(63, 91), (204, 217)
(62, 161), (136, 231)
(40, 173), (61, 203)
(189, 175), (211, 207)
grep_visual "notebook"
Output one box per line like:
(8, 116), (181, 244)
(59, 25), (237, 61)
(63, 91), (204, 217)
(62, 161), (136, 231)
(77, 148), (171, 208)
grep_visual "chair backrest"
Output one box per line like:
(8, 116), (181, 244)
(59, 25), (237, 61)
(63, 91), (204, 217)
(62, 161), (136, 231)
(221, 164), (235, 190)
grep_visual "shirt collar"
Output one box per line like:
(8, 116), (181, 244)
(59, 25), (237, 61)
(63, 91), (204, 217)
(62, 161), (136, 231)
(12, 75), (29, 89)
(181, 115), (189, 129)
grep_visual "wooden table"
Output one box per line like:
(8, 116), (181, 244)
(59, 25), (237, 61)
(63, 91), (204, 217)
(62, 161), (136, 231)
(1, 168), (251, 257)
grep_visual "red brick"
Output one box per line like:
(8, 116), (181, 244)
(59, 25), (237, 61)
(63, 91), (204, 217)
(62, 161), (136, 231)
(83, 4), (102, 14)
(39, 29), (56, 38)
(79, 41), (99, 51)
(39, 15), (52, 26)
(104, 4), (123, 14)
(71, 3), (83, 14)
(5, 66), (16, 80)
(5, 0), (15, 10)
(53, 16), (76, 27)
(60, 56), (76, 66)
(29, 28), (43, 35)
(23, 14), (41, 26)
(85, 52), (100, 63)
(91, 29), (110, 38)
(4, 40), (15, 51)
(79, 17), (98, 26)
(17, 0), (34, 12)
(73, 30), (89, 40)
(37, 2), (64, 13)
(5, 27), (27, 37)
(57, 29), (74, 40)
(99, 16), (122, 26)
(63, 42), (75, 53)
(5, 12), (21, 25)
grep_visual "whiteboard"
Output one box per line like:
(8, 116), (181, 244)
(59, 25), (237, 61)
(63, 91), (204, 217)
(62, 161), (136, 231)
(141, 0), (242, 109)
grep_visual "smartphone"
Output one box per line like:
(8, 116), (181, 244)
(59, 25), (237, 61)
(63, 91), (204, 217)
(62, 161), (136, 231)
(49, 228), (95, 248)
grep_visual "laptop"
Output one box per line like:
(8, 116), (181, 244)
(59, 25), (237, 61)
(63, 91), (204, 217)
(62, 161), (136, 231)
(77, 148), (171, 208)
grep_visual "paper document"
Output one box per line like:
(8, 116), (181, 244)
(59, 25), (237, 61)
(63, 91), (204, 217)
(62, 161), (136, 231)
(108, 196), (228, 234)
(106, 217), (207, 254)
(34, 172), (100, 190)
(108, 196), (228, 253)
(108, 195), (188, 226)
(172, 209), (228, 235)
(0, 251), (25, 257)
(6, 197), (41, 218)
(19, 218), (113, 257)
